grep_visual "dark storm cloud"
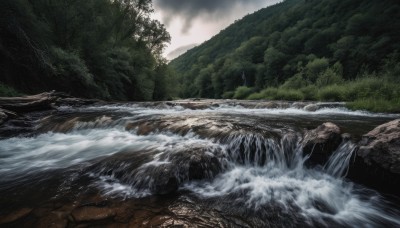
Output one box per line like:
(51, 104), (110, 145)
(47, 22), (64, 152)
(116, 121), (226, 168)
(154, 0), (270, 33)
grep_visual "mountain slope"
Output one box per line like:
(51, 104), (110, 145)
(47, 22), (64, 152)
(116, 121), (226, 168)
(170, 0), (400, 99)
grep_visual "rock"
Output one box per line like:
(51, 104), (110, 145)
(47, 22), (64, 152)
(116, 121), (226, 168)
(87, 143), (225, 195)
(137, 145), (224, 194)
(358, 119), (400, 174)
(35, 211), (68, 228)
(304, 102), (346, 112)
(0, 111), (7, 125)
(71, 206), (116, 222)
(0, 92), (58, 112)
(345, 119), (400, 197)
(302, 122), (342, 165)
(0, 207), (32, 224)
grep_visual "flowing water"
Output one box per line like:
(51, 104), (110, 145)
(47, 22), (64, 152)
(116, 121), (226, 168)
(0, 102), (399, 227)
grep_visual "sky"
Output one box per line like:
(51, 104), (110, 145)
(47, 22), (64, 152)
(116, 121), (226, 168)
(152, 0), (282, 59)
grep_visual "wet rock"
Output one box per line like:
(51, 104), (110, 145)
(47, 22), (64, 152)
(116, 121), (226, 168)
(0, 92), (58, 112)
(35, 211), (68, 228)
(302, 122), (342, 165)
(0, 207), (32, 224)
(71, 206), (116, 222)
(139, 145), (224, 194)
(358, 119), (400, 174)
(0, 111), (7, 125)
(89, 143), (225, 195)
(344, 120), (400, 197)
(0, 108), (18, 125)
(304, 102), (346, 112)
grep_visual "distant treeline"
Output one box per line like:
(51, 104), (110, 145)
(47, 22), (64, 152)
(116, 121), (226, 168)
(170, 0), (400, 111)
(0, 0), (177, 100)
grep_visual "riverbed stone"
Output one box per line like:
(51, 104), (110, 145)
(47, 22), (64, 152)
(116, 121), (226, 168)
(358, 119), (400, 174)
(71, 206), (116, 222)
(302, 122), (342, 164)
(35, 211), (68, 228)
(0, 207), (32, 224)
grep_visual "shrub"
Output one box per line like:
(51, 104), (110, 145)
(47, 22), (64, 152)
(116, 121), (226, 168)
(50, 47), (101, 98)
(280, 74), (308, 89)
(0, 83), (21, 97)
(247, 92), (265, 100)
(316, 68), (344, 87)
(233, 86), (254, 99)
(275, 89), (304, 101)
(222, 91), (235, 99)
(318, 85), (346, 101)
(347, 98), (400, 113)
(300, 85), (318, 100)
(260, 87), (279, 99)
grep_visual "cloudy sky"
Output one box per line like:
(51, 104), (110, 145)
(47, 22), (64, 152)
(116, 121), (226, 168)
(152, 0), (282, 59)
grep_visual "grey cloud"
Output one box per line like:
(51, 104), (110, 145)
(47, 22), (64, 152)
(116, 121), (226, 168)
(154, 0), (269, 33)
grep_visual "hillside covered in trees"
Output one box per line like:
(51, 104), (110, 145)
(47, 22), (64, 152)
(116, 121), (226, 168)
(170, 0), (400, 112)
(0, 0), (176, 101)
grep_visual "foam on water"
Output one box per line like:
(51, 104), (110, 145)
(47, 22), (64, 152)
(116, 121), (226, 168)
(183, 141), (400, 226)
(0, 127), (216, 182)
(64, 103), (400, 119)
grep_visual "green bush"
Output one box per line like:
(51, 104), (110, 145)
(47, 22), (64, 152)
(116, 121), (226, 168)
(222, 91), (235, 99)
(233, 86), (254, 99)
(347, 98), (400, 113)
(260, 87), (279, 99)
(0, 83), (21, 97)
(280, 74), (308, 89)
(50, 47), (101, 98)
(316, 68), (344, 87)
(275, 89), (304, 101)
(318, 85), (346, 101)
(300, 85), (318, 100)
(343, 77), (400, 101)
(247, 92), (265, 100)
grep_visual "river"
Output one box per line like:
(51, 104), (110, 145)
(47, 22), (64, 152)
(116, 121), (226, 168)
(0, 101), (399, 227)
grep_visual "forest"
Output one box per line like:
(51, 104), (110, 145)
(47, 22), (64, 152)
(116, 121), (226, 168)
(170, 0), (400, 112)
(0, 0), (176, 101)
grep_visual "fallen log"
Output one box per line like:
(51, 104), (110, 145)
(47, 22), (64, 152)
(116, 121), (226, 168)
(0, 91), (58, 113)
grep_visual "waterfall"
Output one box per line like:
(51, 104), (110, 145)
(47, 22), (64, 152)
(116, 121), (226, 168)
(324, 141), (357, 178)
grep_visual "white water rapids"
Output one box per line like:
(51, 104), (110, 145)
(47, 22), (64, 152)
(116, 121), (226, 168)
(0, 104), (399, 227)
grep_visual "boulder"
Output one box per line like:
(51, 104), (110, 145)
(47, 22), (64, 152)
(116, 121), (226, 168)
(0, 111), (7, 125)
(0, 208), (32, 224)
(358, 119), (400, 174)
(302, 122), (342, 164)
(345, 119), (400, 197)
(71, 206), (116, 222)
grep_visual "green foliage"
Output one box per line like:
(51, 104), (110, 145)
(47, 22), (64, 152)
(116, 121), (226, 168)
(0, 0), (173, 100)
(299, 85), (318, 100)
(233, 86), (254, 99)
(170, 0), (400, 101)
(347, 99), (400, 113)
(316, 68), (344, 87)
(281, 74), (308, 89)
(305, 58), (329, 82)
(0, 84), (21, 97)
(50, 47), (100, 97)
(222, 91), (235, 99)
(275, 89), (304, 101)
(247, 93), (264, 100)
(317, 85), (346, 102)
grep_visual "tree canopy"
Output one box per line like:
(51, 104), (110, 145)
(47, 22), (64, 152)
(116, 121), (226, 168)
(0, 0), (176, 100)
(170, 0), (400, 99)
